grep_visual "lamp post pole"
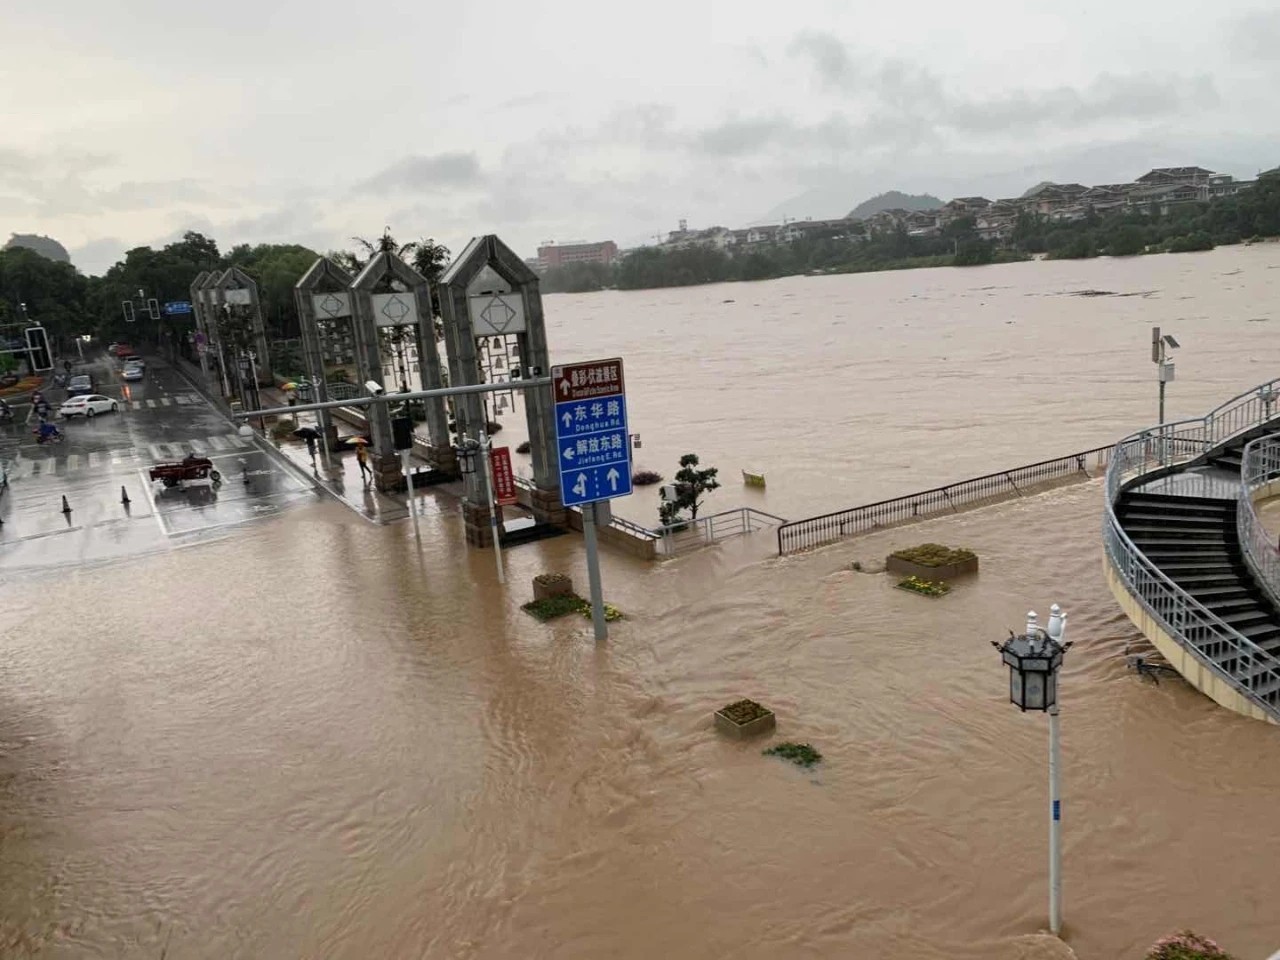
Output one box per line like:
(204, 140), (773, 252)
(993, 604), (1070, 937)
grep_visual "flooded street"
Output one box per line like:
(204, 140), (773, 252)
(3, 246), (1280, 959)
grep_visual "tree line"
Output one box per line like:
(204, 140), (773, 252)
(0, 230), (450, 364)
(538, 168), (1280, 293)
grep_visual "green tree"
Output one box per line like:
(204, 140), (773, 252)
(658, 453), (720, 526)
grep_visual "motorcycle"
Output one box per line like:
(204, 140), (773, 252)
(0, 403), (13, 423)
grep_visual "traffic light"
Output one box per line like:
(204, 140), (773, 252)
(122, 300), (136, 323)
(147, 298), (161, 320)
(24, 326), (52, 372)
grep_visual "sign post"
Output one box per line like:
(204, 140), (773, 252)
(480, 431), (505, 584)
(552, 357), (631, 641)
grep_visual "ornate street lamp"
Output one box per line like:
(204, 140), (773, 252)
(992, 604), (1071, 937)
(454, 437), (480, 475)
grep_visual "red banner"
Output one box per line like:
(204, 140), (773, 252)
(490, 446), (517, 505)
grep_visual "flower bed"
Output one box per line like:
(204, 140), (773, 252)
(1145, 930), (1235, 959)
(0, 375), (44, 398)
(522, 593), (623, 623)
(886, 542), (978, 581)
(714, 698), (776, 739)
(896, 575), (951, 598)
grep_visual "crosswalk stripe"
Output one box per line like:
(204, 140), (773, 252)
(64, 454), (80, 473)
(146, 399), (157, 409)
(89, 452), (103, 468)
(229, 434), (249, 448)
(148, 443), (170, 461)
(188, 438), (207, 454)
(175, 395), (191, 404)
(207, 435), (228, 451)
(131, 401), (143, 411)
(160, 397), (172, 407)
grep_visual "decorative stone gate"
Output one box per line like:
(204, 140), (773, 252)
(438, 235), (561, 545)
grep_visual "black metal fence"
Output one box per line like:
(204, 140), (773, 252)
(776, 445), (1113, 555)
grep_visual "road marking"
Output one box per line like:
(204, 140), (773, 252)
(88, 452), (103, 468)
(146, 399), (157, 409)
(207, 435), (228, 451)
(175, 395), (191, 405)
(110, 447), (135, 463)
(64, 454), (80, 473)
(188, 438), (208, 454)
(229, 434), (249, 448)
(160, 397), (172, 407)
(148, 443), (173, 461)
(131, 401), (143, 411)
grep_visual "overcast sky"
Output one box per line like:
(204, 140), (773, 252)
(2, 0), (1277, 275)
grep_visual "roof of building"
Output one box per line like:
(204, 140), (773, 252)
(1136, 166), (1215, 182)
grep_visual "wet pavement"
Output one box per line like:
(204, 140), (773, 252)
(0, 353), (319, 571)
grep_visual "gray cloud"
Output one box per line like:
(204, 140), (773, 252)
(356, 152), (483, 194)
(789, 31), (1218, 136)
(1226, 8), (1280, 61)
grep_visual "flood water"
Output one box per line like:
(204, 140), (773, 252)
(3, 246), (1280, 959)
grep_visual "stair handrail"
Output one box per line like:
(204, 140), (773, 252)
(1105, 377), (1280, 715)
(1238, 434), (1280, 610)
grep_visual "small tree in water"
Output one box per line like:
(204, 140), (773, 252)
(658, 453), (720, 526)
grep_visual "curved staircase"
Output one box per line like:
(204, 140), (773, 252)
(1105, 381), (1280, 723)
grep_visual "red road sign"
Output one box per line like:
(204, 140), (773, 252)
(552, 357), (625, 403)
(491, 446), (517, 505)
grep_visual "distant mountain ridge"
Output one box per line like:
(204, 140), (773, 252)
(846, 191), (943, 219)
(4, 233), (71, 263)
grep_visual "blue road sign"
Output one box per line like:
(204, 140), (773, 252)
(553, 358), (631, 507)
(163, 301), (193, 315)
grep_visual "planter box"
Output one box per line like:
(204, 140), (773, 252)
(533, 576), (575, 602)
(885, 555), (978, 581)
(714, 704), (777, 740)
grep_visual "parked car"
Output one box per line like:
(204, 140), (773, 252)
(66, 374), (94, 396)
(122, 364), (145, 382)
(59, 394), (119, 418)
(118, 353), (142, 367)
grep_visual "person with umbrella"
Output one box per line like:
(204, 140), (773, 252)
(354, 438), (371, 483)
(293, 425), (320, 466)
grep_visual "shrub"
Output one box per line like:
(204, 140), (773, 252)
(269, 418), (298, 439)
(1145, 930), (1235, 960)
(486, 420), (502, 434)
(897, 576), (951, 597)
(516, 440), (531, 454)
(632, 469), (663, 485)
(890, 543), (975, 567)
(763, 742), (823, 768)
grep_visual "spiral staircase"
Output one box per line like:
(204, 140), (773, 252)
(1105, 380), (1280, 724)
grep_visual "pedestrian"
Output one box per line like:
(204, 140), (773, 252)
(305, 435), (317, 464)
(355, 442), (371, 483)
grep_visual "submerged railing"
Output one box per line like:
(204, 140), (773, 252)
(776, 445), (1112, 556)
(1239, 435), (1280, 610)
(1104, 378), (1280, 718)
(654, 506), (787, 557)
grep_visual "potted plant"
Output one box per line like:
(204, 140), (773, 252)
(886, 543), (978, 581)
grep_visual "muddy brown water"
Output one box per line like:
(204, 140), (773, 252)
(3, 246), (1280, 959)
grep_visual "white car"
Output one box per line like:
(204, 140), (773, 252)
(59, 394), (119, 418)
(122, 364), (144, 382)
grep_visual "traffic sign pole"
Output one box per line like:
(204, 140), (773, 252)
(582, 502), (607, 641)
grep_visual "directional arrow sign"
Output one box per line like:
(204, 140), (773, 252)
(552, 357), (632, 507)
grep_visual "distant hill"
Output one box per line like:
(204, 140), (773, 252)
(5, 233), (71, 263)
(846, 191), (943, 219)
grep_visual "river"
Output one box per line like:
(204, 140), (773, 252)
(2, 246), (1279, 959)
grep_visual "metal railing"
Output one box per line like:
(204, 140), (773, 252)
(777, 445), (1112, 555)
(512, 475), (662, 543)
(1105, 378), (1280, 717)
(1239, 435), (1280, 610)
(655, 506), (788, 557)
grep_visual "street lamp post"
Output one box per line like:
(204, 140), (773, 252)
(1151, 326), (1179, 425)
(992, 604), (1072, 937)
